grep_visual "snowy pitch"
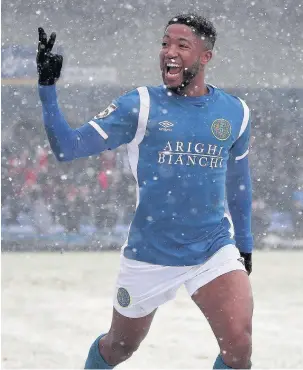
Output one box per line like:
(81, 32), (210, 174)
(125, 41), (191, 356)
(2, 250), (303, 369)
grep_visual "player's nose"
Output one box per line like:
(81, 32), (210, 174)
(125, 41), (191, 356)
(165, 44), (178, 58)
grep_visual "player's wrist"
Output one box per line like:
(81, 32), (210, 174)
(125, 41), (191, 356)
(38, 78), (56, 86)
(235, 234), (253, 254)
(38, 84), (58, 104)
(240, 251), (251, 259)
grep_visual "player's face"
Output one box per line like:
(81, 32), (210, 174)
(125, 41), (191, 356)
(159, 24), (211, 91)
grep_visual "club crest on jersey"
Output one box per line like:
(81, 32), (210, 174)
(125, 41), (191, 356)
(211, 119), (231, 141)
(94, 103), (117, 119)
(117, 287), (131, 307)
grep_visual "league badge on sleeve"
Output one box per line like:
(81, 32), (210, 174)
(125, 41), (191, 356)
(94, 103), (117, 119)
(211, 119), (231, 141)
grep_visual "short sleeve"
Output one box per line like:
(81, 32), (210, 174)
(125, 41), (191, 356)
(88, 89), (140, 150)
(230, 98), (251, 161)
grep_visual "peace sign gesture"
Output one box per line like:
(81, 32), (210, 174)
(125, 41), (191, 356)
(37, 27), (63, 85)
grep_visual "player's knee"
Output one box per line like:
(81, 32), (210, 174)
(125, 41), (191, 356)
(221, 325), (252, 368)
(233, 329), (251, 355)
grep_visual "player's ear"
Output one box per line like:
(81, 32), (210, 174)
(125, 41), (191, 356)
(200, 50), (213, 66)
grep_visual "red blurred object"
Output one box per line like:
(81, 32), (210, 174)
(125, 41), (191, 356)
(98, 171), (108, 189)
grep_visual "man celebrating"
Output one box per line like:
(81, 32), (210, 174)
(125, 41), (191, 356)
(37, 13), (253, 369)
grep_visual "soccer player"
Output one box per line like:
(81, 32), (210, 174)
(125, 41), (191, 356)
(37, 13), (254, 369)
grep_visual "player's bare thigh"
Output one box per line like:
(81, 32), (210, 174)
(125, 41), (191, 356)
(191, 270), (253, 368)
(99, 307), (156, 366)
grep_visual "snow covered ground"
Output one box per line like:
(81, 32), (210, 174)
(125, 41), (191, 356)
(2, 250), (303, 369)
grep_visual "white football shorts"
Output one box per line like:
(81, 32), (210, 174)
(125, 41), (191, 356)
(113, 244), (246, 318)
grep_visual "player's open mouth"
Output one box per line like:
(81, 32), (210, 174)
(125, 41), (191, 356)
(165, 63), (183, 81)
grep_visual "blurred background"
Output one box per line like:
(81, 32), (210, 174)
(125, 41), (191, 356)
(2, 0), (303, 251)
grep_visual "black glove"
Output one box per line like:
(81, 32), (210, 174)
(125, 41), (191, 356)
(37, 27), (63, 85)
(240, 252), (252, 275)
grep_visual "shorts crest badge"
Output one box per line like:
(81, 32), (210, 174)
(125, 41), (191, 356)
(94, 103), (117, 119)
(117, 287), (131, 307)
(211, 119), (231, 141)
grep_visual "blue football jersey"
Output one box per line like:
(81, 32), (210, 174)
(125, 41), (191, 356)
(87, 85), (251, 266)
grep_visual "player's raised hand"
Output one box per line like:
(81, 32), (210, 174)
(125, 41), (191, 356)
(37, 27), (63, 85)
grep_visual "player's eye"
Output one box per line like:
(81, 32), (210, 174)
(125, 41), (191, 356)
(180, 44), (189, 49)
(162, 42), (168, 47)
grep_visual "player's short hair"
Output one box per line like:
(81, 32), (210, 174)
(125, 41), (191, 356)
(166, 13), (217, 50)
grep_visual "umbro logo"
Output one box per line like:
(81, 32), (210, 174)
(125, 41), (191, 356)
(158, 121), (174, 132)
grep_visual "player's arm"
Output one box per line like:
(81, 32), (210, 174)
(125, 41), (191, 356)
(226, 110), (253, 274)
(39, 85), (139, 161)
(36, 28), (139, 162)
